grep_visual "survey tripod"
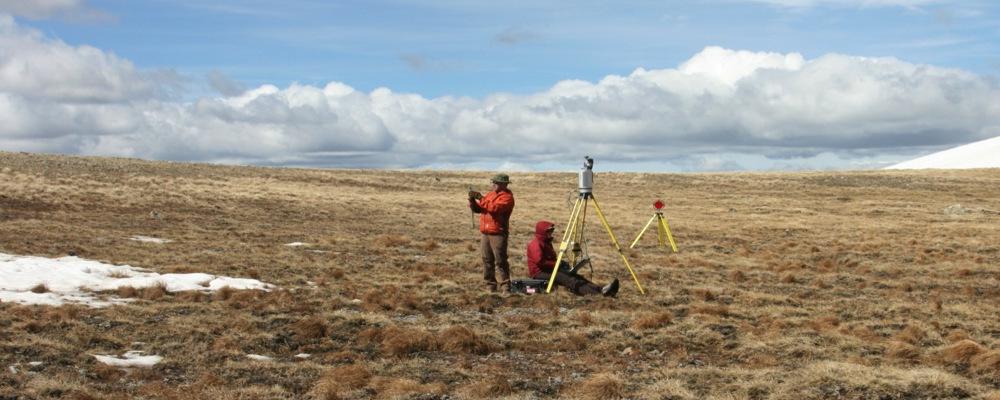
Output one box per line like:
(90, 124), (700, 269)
(629, 199), (678, 252)
(545, 157), (645, 295)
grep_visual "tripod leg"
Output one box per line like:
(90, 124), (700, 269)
(657, 215), (666, 247)
(571, 199), (588, 266)
(547, 197), (583, 293)
(629, 214), (658, 249)
(659, 214), (678, 253)
(590, 196), (645, 295)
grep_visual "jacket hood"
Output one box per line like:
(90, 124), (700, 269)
(534, 220), (555, 239)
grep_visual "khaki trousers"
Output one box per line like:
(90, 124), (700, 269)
(481, 233), (510, 291)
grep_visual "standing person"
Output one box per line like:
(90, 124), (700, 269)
(527, 220), (619, 297)
(469, 174), (515, 293)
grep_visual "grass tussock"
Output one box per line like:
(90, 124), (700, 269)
(892, 324), (927, 345)
(30, 283), (49, 294)
(458, 376), (514, 399)
(374, 234), (410, 247)
(631, 311), (672, 330)
(140, 283), (167, 300)
(939, 340), (986, 365)
(886, 341), (921, 362)
(175, 290), (206, 302)
(809, 316), (840, 332)
(308, 364), (371, 399)
(292, 317), (329, 340)
(116, 286), (138, 298)
(690, 303), (729, 317)
(636, 379), (694, 400)
(971, 350), (1000, 377)
(370, 377), (445, 400)
(379, 326), (436, 356)
(572, 373), (626, 400)
(213, 286), (235, 301)
(438, 326), (496, 355)
(945, 330), (971, 343)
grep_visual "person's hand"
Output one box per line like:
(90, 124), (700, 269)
(468, 191), (482, 200)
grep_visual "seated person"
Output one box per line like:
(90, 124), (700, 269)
(526, 220), (619, 297)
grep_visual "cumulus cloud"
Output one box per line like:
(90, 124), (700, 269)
(0, 0), (111, 22)
(0, 16), (160, 102)
(1, 16), (998, 170)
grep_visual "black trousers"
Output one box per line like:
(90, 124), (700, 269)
(533, 263), (601, 295)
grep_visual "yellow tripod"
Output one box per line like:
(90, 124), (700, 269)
(545, 192), (645, 294)
(629, 209), (678, 252)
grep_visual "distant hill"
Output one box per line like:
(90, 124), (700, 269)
(887, 136), (1000, 169)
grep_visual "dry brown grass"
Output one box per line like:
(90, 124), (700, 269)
(457, 375), (514, 399)
(292, 317), (329, 340)
(2, 152), (1000, 399)
(631, 311), (672, 330)
(572, 373), (626, 400)
(140, 283), (167, 300)
(438, 326), (496, 355)
(892, 324), (927, 345)
(308, 364), (371, 399)
(940, 340), (987, 365)
(971, 350), (1000, 377)
(886, 340), (921, 362)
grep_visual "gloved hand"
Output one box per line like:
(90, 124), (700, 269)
(468, 191), (482, 200)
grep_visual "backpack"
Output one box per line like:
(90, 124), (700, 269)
(510, 278), (548, 294)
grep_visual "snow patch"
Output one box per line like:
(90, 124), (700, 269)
(129, 236), (172, 244)
(295, 353), (311, 359)
(887, 136), (1000, 170)
(0, 252), (274, 307)
(246, 354), (273, 361)
(284, 242), (309, 247)
(93, 351), (162, 368)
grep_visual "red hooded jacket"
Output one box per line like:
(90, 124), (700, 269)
(471, 188), (514, 235)
(526, 220), (556, 278)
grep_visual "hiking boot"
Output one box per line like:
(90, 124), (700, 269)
(602, 278), (620, 297)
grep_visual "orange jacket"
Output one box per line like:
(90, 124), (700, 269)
(470, 188), (514, 235)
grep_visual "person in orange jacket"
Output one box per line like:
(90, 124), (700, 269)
(469, 174), (515, 293)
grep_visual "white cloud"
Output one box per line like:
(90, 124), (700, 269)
(0, 0), (111, 22)
(1, 16), (998, 171)
(0, 16), (158, 102)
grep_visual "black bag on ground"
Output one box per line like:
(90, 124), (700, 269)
(510, 279), (548, 294)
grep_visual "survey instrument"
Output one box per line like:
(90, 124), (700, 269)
(545, 157), (645, 295)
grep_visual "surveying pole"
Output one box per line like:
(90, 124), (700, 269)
(545, 157), (645, 295)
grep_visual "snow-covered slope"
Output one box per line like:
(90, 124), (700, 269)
(887, 136), (1000, 170)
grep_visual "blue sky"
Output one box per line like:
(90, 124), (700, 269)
(1, 0), (999, 171)
(30, 0), (999, 97)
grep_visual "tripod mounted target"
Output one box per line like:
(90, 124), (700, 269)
(630, 198), (678, 252)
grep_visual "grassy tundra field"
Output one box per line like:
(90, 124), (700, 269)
(1, 151), (999, 399)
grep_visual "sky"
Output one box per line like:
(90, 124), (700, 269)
(0, 0), (998, 172)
